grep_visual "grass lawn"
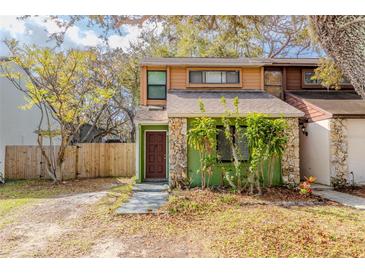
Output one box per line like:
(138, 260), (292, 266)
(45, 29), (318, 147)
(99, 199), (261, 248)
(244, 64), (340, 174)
(0, 179), (364, 257)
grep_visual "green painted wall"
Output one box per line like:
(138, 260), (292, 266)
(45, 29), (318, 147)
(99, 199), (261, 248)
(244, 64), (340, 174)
(187, 118), (282, 187)
(138, 124), (169, 182)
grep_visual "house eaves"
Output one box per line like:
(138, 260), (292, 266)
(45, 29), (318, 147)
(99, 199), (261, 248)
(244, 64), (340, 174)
(167, 90), (304, 118)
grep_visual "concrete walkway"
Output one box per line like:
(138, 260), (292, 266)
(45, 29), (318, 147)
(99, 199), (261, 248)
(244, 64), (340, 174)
(116, 181), (169, 214)
(313, 184), (365, 210)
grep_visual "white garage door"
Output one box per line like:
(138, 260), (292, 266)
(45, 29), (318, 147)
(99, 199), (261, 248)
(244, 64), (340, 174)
(347, 119), (365, 185)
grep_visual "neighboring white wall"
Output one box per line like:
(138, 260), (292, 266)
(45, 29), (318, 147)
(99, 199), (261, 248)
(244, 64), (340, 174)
(347, 119), (365, 185)
(0, 69), (60, 175)
(300, 119), (331, 185)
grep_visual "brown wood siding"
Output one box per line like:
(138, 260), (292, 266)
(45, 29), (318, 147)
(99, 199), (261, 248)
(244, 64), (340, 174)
(146, 99), (166, 106)
(285, 93), (332, 122)
(170, 66), (186, 90)
(141, 65), (264, 106)
(140, 66), (147, 105)
(284, 66), (354, 91)
(285, 67), (302, 90)
(242, 67), (262, 90)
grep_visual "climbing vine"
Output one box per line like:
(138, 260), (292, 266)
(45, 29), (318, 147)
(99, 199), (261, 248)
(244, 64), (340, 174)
(187, 99), (218, 189)
(245, 113), (288, 193)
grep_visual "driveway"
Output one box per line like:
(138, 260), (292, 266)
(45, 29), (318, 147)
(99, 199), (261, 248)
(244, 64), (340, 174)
(0, 178), (203, 258)
(0, 186), (109, 257)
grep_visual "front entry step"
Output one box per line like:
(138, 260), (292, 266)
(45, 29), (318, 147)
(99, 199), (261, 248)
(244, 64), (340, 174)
(133, 182), (169, 193)
(116, 182), (169, 214)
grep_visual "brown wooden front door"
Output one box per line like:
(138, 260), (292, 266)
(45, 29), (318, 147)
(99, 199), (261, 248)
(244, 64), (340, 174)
(146, 131), (166, 179)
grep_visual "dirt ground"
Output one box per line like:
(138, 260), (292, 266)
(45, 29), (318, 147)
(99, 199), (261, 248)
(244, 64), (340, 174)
(1, 179), (365, 258)
(0, 178), (204, 257)
(0, 178), (119, 257)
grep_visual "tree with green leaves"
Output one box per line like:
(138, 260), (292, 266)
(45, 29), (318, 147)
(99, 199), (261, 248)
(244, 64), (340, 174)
(312, 58), (345, 91)
(0, 41), (116, 182)
(37, 15), (312, 58)
(136, 16), (313, 58)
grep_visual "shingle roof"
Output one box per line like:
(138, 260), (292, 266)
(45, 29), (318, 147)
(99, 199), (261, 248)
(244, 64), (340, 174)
(167, 90), (304, 118)
(141, 57), (319, 67)
(135, 106), (168, 123)
(286, 91), (365, 118)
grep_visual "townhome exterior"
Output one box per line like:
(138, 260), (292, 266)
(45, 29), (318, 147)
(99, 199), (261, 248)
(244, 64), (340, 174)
(135, 57), (314, 187)
(135, 57), (362, 187)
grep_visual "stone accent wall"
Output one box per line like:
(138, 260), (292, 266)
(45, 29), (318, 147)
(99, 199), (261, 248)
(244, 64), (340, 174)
(329, 118), (349, 186)
(168, 118), (188, 188)
(281, 118), (300, 187)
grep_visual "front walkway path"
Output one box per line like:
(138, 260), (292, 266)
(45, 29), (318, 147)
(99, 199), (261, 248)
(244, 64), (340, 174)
(313, 185), (365, 210)
(117, 181), (169, 214)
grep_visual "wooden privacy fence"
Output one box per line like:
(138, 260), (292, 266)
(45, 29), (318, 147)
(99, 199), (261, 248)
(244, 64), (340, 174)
(5, 143), (135, 180)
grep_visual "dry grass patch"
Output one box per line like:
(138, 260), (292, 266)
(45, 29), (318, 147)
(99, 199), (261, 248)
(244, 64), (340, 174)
(159, 188), (365, 257)
(0, 178), (122, 218)
(2, 181), (364, 258)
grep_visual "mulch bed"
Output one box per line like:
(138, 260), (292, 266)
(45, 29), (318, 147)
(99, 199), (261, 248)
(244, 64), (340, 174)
(337, 186), (365, 199)
(185, 186), (331, 205)
(259, 187), (321, 202)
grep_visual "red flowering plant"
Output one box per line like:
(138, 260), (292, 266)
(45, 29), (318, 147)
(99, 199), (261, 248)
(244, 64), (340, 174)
(299, 176), (317, 195)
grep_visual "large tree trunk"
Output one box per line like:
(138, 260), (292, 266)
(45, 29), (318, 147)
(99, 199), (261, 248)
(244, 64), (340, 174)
(309, 16), (365, 98)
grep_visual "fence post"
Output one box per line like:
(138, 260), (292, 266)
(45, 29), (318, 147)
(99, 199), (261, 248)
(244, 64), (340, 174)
(75, 144), (80, 179)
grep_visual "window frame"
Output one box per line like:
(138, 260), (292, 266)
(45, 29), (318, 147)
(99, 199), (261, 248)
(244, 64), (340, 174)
(147, 70), (167, 100)
(301, 68), (353, 89)
(187, 68), (242, 87)
(302, 69), (322, 88)
(264, 68), (283, 98)
(216, 125), (249, 163)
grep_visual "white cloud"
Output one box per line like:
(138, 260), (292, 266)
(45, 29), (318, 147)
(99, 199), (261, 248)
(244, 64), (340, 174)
(0, 16), (27, 37)
(30, 16), (65, 34)
(66, 26), (102, 47)
(108, 25), (141, 50)
(30, 17), (102, 47)
(0, 16), (159, 54)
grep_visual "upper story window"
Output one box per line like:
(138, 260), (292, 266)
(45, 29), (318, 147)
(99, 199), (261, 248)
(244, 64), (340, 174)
(216, 126), (249, 162)
(303, 70), (321, 85)
(189, 70), (240, 84)
(147, 71), (167, 100)
(302, 69), (352, 87)
(264, 69), (282, 98)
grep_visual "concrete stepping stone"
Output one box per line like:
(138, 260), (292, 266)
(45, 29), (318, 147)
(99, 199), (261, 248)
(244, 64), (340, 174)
(117, 182), (169, 214)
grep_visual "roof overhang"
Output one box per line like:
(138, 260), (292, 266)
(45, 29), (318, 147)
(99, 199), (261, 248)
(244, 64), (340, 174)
(135, 106), (168, 124)
(286, 91), (365, 120)
(167, 90), (304, 118)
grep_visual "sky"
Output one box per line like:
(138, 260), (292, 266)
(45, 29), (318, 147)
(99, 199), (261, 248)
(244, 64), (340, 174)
(0, 15), (320, 58)
(0, 16), (144, 56)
